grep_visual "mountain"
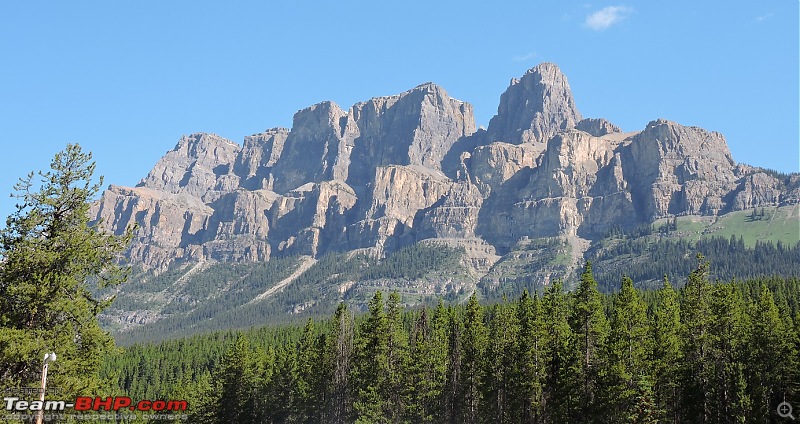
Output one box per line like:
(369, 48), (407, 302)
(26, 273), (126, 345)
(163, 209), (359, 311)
(90, 63), (800, 337)
(92, 62), (798, 269)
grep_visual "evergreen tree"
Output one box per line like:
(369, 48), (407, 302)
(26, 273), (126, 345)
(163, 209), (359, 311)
(542, 280), (576, 422)
(651, 276), (683, 423)
(253, 344), (276, 422)
(404, 307), (432, 423)
(459, 293), (487, 424)
(294, 318), (325, 422)
(328, 303), (354, 424)
(264, 343), (298, 423)
(403, 305), (448, 423)
(604, 275), (653, 421)
(444, 306), (463, 424)
(630, 376), (658, 424)
(179, 371), (215, 424)
(748, 285), (797, 420)
(429, 300), (450, 418)
(510, 290), (548, 423)
(680, 254), (714, 422)
(215, 334), (258, 424)
(385, 291), (408, 422)
(481, 301), (519, 423)
(352, 291), (390, 423)
(707, 282), (751, 422)
(0, 144), (134, 394)
(569, 262), (609, 422)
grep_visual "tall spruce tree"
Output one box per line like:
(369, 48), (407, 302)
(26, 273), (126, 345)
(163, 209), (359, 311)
(385, 291), (408, 422)
(542, 280), (575, 422)
(404, 308), (432, 423)
(604, 275), (653, 421)
(264, 343), (298, 423)
(328, 302), (354, 424)
(748, 285), (797, 420)
(481, 301), (519, 424)
(569, 261), (609, 422)
(651, 276), (683, 423)
(680, 254), (714, 422)
(0, 144), (133, 394)
(510, 290), (548, 423)
(429, 300), (450, 419)
(295, 318), (326, 422)
(708, 282), (751, 422)
(215, 334), (259, 424)
(352, 291), (390, 423)
(459, 293), (487, 424)
(444, 306), (463, 424)
(180, 371), (216, 424)
(403, 304), (448, 423)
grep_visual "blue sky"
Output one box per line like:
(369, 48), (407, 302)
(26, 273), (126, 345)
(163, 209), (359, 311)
(1, 1), (797, 222)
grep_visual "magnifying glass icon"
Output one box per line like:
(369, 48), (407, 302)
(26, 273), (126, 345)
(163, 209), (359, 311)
(778, 401), (795, 420)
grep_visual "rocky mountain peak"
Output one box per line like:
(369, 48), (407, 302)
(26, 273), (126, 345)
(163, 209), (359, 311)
(412, 81), (441, 91)
(487, 62), (582, 145)
(137, 133), (241, 201)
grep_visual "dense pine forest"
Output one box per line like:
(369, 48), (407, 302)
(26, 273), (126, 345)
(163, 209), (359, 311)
(103, 257), (800, 423)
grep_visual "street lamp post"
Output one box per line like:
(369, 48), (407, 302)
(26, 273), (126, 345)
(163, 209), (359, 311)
(36, 352), (56, 424)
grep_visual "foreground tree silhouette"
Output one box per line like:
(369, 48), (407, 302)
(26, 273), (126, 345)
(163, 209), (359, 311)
(0, 144), (133, 394)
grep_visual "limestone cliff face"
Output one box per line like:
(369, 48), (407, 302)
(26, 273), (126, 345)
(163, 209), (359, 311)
(271, 102), (353, 193)
(235, 128), (288, 190)
(476, 130), (635, 250)
(467, 142), (540, 196)
(623, 119), (738, 219)
(91, 185), (214, 271)
(92, 63), (797, 272)
(346, 82), (476, 186)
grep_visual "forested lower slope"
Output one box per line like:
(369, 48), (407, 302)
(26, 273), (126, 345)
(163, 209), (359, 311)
(107, 243), (469, 345)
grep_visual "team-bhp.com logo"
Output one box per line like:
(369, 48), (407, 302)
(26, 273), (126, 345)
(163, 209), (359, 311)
(4, 396), (188, 412)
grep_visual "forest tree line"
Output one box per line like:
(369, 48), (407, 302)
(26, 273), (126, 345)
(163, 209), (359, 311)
(587, 235), (800, 291)
(106, 257), (800, 424)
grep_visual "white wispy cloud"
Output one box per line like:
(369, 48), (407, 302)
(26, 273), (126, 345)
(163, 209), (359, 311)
(585, 6), (632, 31)
(755, 13), (773, 23)
(512, 52), (538, 62)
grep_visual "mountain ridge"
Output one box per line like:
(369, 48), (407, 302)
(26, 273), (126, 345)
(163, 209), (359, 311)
(91, 62), (800, 276)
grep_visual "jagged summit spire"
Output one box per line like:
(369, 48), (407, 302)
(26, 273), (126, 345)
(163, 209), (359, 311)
(523, 62), (562, 76)
(487, 62), (582, 145)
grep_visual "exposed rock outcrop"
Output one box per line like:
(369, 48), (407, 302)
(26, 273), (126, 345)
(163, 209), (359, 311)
(576, 118), (621, 137)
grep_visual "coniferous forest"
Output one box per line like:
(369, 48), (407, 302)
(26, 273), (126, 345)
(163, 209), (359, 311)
(104, 257), (800, 424)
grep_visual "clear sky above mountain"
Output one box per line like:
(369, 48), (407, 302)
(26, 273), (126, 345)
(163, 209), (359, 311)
(1, 1), (797, 222)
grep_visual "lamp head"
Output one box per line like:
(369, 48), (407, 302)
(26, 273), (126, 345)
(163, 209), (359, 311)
(44, 352), (56, 364)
